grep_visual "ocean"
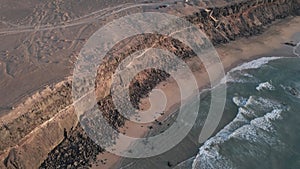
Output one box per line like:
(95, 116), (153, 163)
(117, 56), (300, 169)
(177, 56), (300, 169)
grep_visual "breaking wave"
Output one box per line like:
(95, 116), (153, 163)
(176, 57), (300, 169)
(222, 57), (283, 84)
(256, 81), (275, 91)
(192, 96), (288, 169)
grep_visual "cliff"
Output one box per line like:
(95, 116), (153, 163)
(0, 0), (299, 168)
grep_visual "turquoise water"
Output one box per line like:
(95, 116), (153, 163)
(190, 57), (300, 169)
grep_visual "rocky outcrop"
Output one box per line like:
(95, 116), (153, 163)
(39, 125), (103, 169)
(41, 0), (299, 167)
(4, 107), (77, 169)
(190, 0), (299, 44)
(0, 81), (72, 153)
(0, 81), (78, 169)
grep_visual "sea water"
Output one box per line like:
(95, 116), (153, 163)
(118, 57), (300, 169)
(184, 57), (300, 169)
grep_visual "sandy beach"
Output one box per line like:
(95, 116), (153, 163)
(0, 0), (299, 168)
(91, 16), (300, 169)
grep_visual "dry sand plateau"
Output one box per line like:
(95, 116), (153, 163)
(0, 0), (299, 169)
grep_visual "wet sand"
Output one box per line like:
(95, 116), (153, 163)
(0, 0), (299, 168)
(91, 16), (300, 169)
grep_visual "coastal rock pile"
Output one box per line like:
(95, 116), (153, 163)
(39, 125), (103, 169)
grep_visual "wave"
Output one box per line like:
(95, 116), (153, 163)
(173, 95), (289, 169)
(293, 42), (300, 57)
(222, 57), (283, 83)
(256, 81), (275, 91)
(229, 57), (283, 72)
(232, 96), (248, 107)
(174, 57), (300, 169)
(173, 57), (300, 169)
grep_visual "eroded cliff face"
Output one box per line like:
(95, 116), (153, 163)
(0, 0), (299, 168)
(0, 82), (72, 152)
(0, 81), (77, 169)
(189, 0), (298, 44)
(95, 0), (299, 102)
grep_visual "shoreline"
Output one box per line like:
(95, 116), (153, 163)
(92, 16), (300, 169)
(0, 2), (299, 168)
(0, 15), (298, 169)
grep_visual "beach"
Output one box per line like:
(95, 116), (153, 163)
(0, 0), (299, 168)
(92, 16), (300, 169)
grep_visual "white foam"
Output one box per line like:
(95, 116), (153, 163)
(191, 96), (288, 169)
(265, 109), (285, 120)
(230, 57), (282, 72)
(256, 82), (275, 91)
(246, 96), (283, 112)
(238, 107), (254, 118)
(232, 96), (248, 107)
(222, 57), (282, 84)
(243, 73), (254, 78)
(293, 42), (300, 57)
(251, 116), (275, 132)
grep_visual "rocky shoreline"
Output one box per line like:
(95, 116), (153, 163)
(0, 0), (299, 168)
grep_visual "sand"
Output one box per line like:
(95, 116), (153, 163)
(0, 0), (177, 116)
(0, 0), (299, 168)
(91, 16), (300, 169)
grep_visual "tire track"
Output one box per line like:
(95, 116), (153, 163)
(0, 1), (177, 36)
